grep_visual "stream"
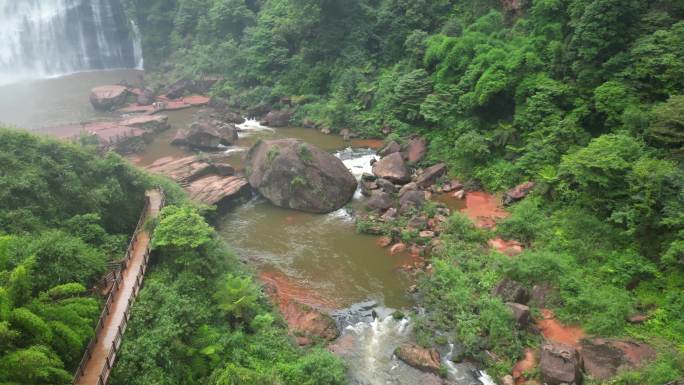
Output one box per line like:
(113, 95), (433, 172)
(0, 69), (495, 385)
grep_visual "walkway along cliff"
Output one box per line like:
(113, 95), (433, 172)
(73, 188), (165, 385)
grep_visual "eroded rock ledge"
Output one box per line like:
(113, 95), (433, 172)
(146, 155), (250, 206)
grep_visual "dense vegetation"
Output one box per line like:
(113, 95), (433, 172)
(0, 129), (150, 384)
(110, 204), (346, 385)
(125, 0), (684, 382)
(0, 129), (345, 385)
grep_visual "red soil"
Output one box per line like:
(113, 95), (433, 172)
(459, 191), (509, 229)
(259, 270), (335, 311)
(512, 348), (538, 385)
(351, 138), (384, 149)
(536, 309), (585, 347)
(488, 237), (524, 256)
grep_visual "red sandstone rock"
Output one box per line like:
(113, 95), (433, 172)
(405, 137), (427, 163)
(488, 238), (524, 256)
(390, 243), (407, 255)
(186, 175), (251, 206)
(503, 181), (536, 205)
(377, 236), (393, 248)
(372, 152), (411, 184)
(394, 344), (441, 374)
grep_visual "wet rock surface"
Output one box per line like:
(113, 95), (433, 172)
(394, 344), (442, 374)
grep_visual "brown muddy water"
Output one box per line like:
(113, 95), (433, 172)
(134, 116), (415, 308)
(3, 70), (496, 385)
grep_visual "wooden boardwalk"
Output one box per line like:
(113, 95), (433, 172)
(73, 189), (164, 385)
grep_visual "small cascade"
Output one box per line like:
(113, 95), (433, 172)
(236, 118), (275, 135)
(331, 304), (489, 385)
(0, 0), (142, 85)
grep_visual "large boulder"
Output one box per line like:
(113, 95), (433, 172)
(218, 123), (239, 145)
(406, 137), (427, 163)
(260, 110), (292, 127)
(503, 181), (536, 205)
(185, 121), (222, 149)
(245, 139), (357, 213)
(394, 345), (441, 374)
(540, 342), (582, 385)
(90, 85), (130, 111)
(372, 152), (411, 184)
(416, 163), (447, 188)
(177, 120), (238, 149)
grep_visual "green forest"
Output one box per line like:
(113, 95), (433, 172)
(122, 0), (684, 383)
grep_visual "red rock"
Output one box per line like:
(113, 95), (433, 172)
(503, 181), (536, 205)
(377, 236), (393, 248)
(372, 152), (411, 184)
(628, 314), (648, 324)
(489, 238), (524, 257)
(390, 243), (407, 255)
(186, 175), (251, 206)
(419, 230), (435, 239)
(409, 245), (425, 257)
(416, 163), (447, 188)
(146, 155), (214, 183)
(406, 137), (427, 163)
(394, 344), (441, 374)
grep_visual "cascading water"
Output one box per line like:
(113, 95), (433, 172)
(0, 0), (142, 85)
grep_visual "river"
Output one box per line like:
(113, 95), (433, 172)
(0, 69), (494, 385)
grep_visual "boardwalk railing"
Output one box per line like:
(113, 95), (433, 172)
(72, 188), (165, 385)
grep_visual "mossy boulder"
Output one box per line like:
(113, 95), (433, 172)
(245, 139), (357, 213)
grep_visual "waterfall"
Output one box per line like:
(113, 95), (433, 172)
(0, 0), (142, 85)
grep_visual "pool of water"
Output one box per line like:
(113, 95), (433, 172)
(0, 69), (143, 130)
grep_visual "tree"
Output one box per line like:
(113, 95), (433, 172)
(649, 95), (684, 156)
(152, 205), (214, 250)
